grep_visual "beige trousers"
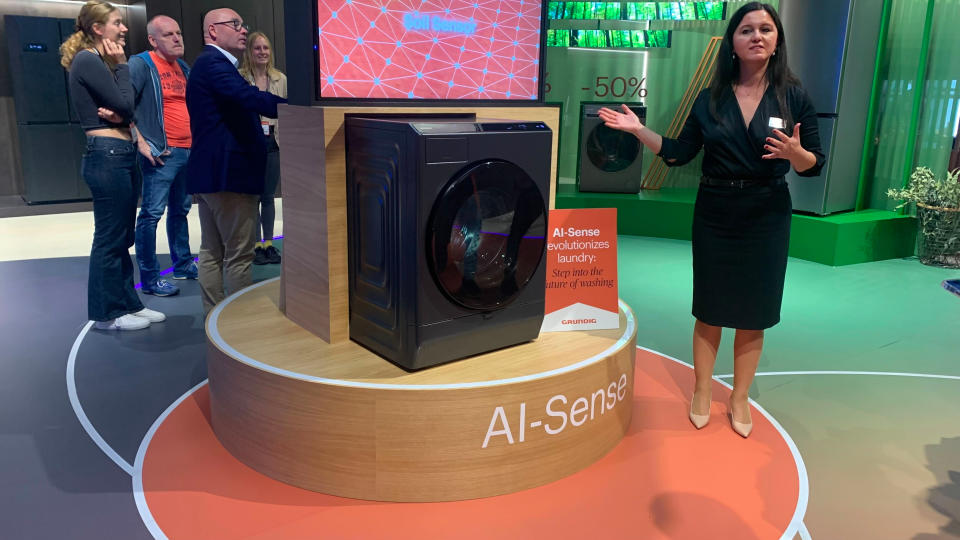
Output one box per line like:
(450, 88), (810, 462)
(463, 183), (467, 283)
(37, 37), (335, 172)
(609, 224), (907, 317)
(196, 192), (259, 315)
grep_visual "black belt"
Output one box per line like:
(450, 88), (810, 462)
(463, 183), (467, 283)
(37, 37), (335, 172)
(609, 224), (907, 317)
(700, 176), (785, 188)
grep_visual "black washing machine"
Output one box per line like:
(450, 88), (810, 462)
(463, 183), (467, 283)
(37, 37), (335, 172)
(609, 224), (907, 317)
(577, 102), (647, 193)
(345, 116), (551, 370)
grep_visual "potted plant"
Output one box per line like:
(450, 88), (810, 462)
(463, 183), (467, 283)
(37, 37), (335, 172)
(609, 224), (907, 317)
(887, 166), (960, 268)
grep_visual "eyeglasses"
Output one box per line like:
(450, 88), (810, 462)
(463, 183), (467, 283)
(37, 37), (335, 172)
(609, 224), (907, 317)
(212, 20), (249, 32)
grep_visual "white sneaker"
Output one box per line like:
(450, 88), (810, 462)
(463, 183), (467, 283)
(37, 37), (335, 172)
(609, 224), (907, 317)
(131, 307), (166, 323)
(93, 314), (151, 331)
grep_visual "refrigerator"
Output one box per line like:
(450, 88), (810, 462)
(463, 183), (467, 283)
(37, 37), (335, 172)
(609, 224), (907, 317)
(5, 15), (90, 204)
(779, 0), (883, 215)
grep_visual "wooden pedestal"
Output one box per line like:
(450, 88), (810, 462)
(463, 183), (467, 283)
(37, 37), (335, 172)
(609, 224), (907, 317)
(207, 279), (637, 502)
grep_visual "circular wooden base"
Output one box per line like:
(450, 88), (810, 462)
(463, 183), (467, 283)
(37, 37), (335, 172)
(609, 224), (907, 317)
(206, 278), (637, 502)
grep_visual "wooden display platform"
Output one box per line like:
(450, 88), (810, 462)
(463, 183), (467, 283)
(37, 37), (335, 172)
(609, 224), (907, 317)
(206, 278), (638, 502)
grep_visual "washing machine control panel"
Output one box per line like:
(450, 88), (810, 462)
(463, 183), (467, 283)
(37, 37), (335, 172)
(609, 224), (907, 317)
(478, 122), (549, 132)
(411, 122), (479, 134)
(410, 122), (550, 134)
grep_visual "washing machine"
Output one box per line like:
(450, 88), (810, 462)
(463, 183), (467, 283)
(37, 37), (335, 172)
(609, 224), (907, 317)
(577, 102), (647, 193)
(345, 116), (551, 370)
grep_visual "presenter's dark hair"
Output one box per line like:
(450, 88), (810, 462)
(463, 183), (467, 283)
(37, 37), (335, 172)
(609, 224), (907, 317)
(710, 2), (800, 126)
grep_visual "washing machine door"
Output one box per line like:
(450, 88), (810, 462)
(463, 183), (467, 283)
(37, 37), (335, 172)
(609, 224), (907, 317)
(428, 159), (547, 311)
(586, 123), (640, 173)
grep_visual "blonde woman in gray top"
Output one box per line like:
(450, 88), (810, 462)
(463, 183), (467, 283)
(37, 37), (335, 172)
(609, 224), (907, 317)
(61, 0), (166, 330)
(240, 31), (288, 265)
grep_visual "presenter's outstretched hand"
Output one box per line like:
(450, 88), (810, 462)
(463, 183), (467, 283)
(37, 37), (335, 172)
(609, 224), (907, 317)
(597, 104), (645, 136)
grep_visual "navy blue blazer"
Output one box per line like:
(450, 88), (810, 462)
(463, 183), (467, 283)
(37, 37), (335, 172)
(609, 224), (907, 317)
(185, 45), (286, 194)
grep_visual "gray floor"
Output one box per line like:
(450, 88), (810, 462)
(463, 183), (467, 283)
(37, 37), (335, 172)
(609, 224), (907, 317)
(0, 253), (281, 540)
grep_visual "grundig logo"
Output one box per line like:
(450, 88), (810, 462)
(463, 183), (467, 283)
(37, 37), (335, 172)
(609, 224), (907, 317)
(562, 318), (597, 325)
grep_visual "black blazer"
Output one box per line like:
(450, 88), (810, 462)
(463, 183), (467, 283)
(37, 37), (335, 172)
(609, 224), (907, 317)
(185, 45), (286, 194)
(659, 85), (826, 180)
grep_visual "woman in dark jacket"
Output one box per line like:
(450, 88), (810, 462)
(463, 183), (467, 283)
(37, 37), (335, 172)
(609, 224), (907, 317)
(599, 2), (825, 437)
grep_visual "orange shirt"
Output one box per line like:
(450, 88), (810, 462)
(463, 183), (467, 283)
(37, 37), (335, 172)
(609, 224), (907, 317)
(150, 51), (191, 148)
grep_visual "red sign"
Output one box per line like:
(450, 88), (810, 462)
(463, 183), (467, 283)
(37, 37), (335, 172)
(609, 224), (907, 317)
(541, 208), (618, 331)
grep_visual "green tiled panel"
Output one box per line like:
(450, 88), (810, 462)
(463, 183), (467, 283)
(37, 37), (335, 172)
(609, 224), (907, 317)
(547, 2), (725, 21)
(546, 29), (671, 48)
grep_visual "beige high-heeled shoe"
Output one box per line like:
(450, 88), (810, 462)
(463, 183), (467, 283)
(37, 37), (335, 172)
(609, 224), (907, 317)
(689, 392), (710, 429)
(729, 401), (753, 438)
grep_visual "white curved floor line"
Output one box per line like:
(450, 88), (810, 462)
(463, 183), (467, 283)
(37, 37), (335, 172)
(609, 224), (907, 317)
(799, 521), (813, 540)
(636, 346), (811, 540)
(133, 379), (208, 540)
(715, 370), (960, 381)
(66, 321), (134, 476)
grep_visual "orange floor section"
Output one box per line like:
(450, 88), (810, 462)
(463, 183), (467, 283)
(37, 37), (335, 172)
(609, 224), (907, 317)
(142, 349), (801, 539)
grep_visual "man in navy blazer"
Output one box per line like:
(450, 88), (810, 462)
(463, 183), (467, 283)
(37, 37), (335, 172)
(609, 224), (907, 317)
(186, 8), (286, 314)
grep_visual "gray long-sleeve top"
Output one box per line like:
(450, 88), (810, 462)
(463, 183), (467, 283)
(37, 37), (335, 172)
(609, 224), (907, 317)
(68, 49), (135, 131)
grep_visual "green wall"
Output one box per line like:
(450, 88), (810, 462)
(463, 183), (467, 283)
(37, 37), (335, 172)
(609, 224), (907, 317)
(857, 0), (960, 211)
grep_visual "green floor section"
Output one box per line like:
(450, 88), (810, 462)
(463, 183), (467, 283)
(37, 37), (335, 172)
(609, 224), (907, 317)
(557, 184), (918, 266)
(616, 235), (959, 377)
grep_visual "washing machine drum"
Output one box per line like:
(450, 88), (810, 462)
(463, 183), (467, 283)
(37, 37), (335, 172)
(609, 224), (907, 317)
(428, 159), (547, 311)
(586, 123), (640, 173)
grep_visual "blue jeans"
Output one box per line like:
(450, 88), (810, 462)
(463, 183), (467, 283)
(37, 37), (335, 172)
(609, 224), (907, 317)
(81, 136), (144, 321)
(134, 147), (192, 285)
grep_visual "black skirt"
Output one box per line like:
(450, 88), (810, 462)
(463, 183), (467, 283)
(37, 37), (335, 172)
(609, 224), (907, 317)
(691, 181), (792, 330)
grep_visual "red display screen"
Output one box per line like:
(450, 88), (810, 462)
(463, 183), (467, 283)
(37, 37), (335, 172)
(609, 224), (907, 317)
(317, 1), (543, 100)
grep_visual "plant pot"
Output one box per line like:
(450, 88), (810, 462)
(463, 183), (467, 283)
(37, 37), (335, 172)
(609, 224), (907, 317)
(916, 203), (960, 268)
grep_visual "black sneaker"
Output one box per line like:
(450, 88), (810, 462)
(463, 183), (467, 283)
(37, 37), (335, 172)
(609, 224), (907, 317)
(253, 246), (269, 265)
(265, 245), (281, 264)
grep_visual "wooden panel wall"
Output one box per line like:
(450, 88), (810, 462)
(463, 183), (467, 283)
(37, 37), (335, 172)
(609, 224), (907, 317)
(276, 105), (328, 339)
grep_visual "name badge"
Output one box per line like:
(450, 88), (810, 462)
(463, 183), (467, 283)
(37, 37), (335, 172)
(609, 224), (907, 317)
(768, 117), (785, 130)
(262, 121), (271, 136)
